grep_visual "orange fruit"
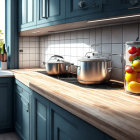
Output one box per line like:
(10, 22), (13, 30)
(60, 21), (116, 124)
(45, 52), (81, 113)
(129, 55), (134, 61)
(128, 81), (140, 93)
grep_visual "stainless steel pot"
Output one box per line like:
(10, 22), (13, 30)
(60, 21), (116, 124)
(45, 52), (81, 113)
(77, 52), (112, 84)
(44, 55), (72, 75)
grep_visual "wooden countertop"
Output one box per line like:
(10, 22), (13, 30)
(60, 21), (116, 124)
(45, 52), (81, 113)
(11, 68), (140, 140)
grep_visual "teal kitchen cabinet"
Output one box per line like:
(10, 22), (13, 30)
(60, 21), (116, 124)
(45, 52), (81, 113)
(14, 80), (114, 140)
(66, 0), (140, 23)
(36, 0), (66, 28)
(0, 78), (13, 133)
(66, 0), (104, 23)
(50, 102), (113, 140)
(31, 91), (49, 140)
(102, 0), (140, 18)
(18, 0), (37, 31)
(14, 80), (32, 140)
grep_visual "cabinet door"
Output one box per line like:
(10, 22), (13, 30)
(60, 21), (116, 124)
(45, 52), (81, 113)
(31, 92), (49, 140)
(0, 78), (13, 132)
(66, 0), (103, 22)
(50, 102), (111, 140)
(18, 0), (36, 31)
(37, 0), (65, 27)
(103, 0), (140, 17)
(14, 84), (30, 140)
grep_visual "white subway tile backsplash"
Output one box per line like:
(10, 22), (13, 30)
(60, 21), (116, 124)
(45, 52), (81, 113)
(112, 25), (122, 43)
(23, 54), (30, 61)
(23, 48), (30, 54)
(30, 54), (36, 61)
(23, 42), (30, 48)
(19, 37), (40, 68)
(30, 42), (36, 48)
(123, 23), (138, 43)
(23, 37), (30, 42)
(102, 27), (111, 43)
(112, 55), (122, 69)
(102, 44), (111, 54)
(112, 44), (122, 54)
(71, 31), (77, 40)
(23, 61), (30, 68)
(19, 22), (140, 81)
(30, 48), (36, 53)
(95, 28), (102, 44)
(111, 68), (123, 81)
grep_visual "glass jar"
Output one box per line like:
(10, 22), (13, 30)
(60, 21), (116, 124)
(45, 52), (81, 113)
(125, 41), (140, 94)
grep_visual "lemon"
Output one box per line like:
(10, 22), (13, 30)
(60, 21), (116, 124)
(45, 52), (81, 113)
(133, 60), (140, 69)
(125, 72), (137, 82)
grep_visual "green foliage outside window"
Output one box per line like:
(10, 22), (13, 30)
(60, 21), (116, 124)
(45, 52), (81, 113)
(0, 30), (4, 54)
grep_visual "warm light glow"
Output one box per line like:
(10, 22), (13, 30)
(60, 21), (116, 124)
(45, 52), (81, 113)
(88, 14), (140, 23)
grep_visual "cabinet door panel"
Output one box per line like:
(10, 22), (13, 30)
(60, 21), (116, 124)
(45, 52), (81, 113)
(0, 78), (13, 131)
(51, 111), (78, 140)
(31, 92), (49, 140)
(66, 0), (102, 18)
(19, 0), (36, 31)
(37, 0), (65, 26)
(14, 83), (30, 140)
(22, 0), (27, 24)
(22, 97), (30, 140)
(28, 0), (33, 22)
(36, 102), (47, 140)
(15, 94), (22, 133)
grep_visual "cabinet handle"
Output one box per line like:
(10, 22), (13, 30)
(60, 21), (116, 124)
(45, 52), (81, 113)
(26, 103), (29, 112)
(42, 0), (48, 18)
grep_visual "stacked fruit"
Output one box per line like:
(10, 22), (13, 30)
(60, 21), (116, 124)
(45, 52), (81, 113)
(125, 46), (140, 94)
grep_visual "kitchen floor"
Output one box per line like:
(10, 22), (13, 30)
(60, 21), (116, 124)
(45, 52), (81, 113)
(0, 132), (20, 140)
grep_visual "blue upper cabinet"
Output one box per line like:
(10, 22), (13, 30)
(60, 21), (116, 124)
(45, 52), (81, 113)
(103, 0), (140, 18)
(18, 0), (37, 31)
(18, 0), (140, 32)
(36, 0), (66, 28)
(66, 0), (103, 22)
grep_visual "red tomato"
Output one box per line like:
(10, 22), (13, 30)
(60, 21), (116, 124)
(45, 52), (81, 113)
(136, 47), (140, 53)
(134, 51), (140, 57)
(128, 46), (137, 54)
(125, 65), (134, 73)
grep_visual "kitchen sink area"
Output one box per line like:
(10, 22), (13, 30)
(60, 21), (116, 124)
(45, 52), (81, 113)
(0, 0), (140, 140)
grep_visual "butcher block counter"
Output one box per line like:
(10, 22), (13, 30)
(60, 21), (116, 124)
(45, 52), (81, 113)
(11, 68), (140, 140)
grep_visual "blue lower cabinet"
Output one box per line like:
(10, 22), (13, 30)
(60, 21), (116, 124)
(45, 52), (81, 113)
(50, 102), (114, 140)
(15, 80), (114, 140)
(31, 91), (49, 140)
(0, 77), (13, 133)
(14, 80), (31, 140)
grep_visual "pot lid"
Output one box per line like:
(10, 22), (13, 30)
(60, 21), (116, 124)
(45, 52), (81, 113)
(79, 52), (110, 62)
(47, 55), (71, 64)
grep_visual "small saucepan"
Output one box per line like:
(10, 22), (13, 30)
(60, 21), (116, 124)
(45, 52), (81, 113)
(43, 55), (73, 75)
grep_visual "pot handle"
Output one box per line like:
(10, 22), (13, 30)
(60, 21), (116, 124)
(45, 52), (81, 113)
(50, 55), (64, 60)
(107, 68), (112, 73)
(66, 63), (74, 71)
(77, 66), (81, 75)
